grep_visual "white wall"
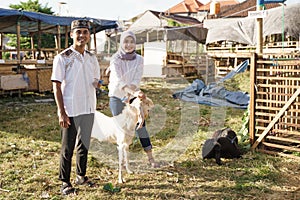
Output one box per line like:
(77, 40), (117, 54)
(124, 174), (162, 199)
(143, 41), (166, 77)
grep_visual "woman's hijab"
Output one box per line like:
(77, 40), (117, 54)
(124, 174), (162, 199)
(116, 30), (137, 60)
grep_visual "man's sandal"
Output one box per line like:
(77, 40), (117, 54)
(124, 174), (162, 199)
(61, 182), (76, 196)
(75, 176), (95, 187)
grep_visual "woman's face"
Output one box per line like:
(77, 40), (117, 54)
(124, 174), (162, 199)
(122, 36), (136, 53)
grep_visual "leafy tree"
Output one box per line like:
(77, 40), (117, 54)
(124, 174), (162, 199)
(9, 0), (53, 14)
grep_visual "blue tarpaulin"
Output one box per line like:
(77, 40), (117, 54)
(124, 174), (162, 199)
(0, 8), (118, 35)
(173, 60), (250, 109)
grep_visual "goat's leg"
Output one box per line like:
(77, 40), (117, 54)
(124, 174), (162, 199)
(117, 144), (124, 183)
(124, 144), (133, 174)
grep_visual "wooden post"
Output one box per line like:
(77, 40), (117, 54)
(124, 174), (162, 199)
(146, 31), (149, 42)
(17, 21), (21, 61)
(57, 25), (61, 53)
(37, 21), (41, 59)
(93, 26), (97, 53)
(249, 53), (257, 145)
(256, 0), (263, 54)
(115, 29), (118, 50)
(65, 26), (69, 48)
(30, 34), (35, 59)
(0, 33), (3, 59)
(107, 35), (111, 55)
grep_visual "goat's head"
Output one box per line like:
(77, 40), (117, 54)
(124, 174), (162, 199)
(130, 97), (154, 129)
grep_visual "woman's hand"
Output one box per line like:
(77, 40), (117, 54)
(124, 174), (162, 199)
(134, 90), (146, 99)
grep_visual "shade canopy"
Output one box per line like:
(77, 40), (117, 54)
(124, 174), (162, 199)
(204, 3), (300, 45)
(0, 8), (118, 35)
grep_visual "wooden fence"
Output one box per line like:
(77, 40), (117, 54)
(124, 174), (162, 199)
(163, 52), (215, 84)
(249, 52), (300, 158)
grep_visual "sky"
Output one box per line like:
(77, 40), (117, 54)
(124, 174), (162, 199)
(0, 0), (298, 20)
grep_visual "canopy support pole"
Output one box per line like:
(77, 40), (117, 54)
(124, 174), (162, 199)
(64, 26), (68, 48)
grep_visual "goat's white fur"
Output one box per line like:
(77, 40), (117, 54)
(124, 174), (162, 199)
(91, 97), (154, 183)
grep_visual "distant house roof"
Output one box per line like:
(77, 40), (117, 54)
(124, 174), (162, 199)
(198, 0), (240, 11)
(218, 0), (281, 18)
(159, 12), (202, 25)
(166, 0), (203, 14)
(130, 10), (201, 28)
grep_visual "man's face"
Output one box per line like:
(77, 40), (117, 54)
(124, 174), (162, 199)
(70, 28), (90, 46)
(122, 36), (136, 53)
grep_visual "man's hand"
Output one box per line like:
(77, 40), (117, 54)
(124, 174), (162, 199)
(59, 112), (71, 128)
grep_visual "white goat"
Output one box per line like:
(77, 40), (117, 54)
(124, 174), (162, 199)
(91, 97), (154, 183)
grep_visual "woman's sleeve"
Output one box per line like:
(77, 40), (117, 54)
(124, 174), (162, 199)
(131, 57), (144, 87)
(110, 58), (127, 89)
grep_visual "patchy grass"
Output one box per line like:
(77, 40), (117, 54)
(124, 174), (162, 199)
(0, 77), (300, 199)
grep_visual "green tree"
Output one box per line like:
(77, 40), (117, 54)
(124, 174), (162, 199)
(9, 0), (53, 14)
(6, 0), (56, 59)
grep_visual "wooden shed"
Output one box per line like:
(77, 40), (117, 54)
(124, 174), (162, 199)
(0, 8), (117, 94)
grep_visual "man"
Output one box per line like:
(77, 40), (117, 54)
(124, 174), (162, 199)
(51, 19), (100, 195)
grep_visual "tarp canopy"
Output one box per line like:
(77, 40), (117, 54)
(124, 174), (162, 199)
(129, 26), (208, 44)
(204, 3), (300, 45)
(110, 25), (208, 45)
(0, 8), (118, 35)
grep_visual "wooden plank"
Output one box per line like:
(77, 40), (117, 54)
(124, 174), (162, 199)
(256, 76), (300, 81)
(257, 149), (300, 160)
(257, 60), (300, 65)
(257, 69), (300, 73)
(251, 88), (300, 149)
(256, 91), (293, 96)
(255, 135), (300, 144)
(271, 129), (300, 136)
(0, 74), (28, 90)
(166, 64), (183, 68)
(255, 106), (281, 111)
(257, 84), (299, 89)
(262, 141), (300, 152)
(256, 99), (300, 106)
(255, 119), (271, 123)
(255, 112), (276, 117)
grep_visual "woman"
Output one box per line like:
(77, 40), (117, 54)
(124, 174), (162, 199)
(107, 30), (159, 167)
